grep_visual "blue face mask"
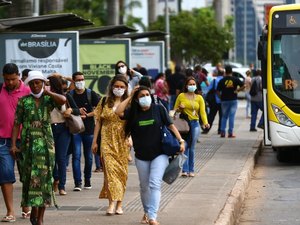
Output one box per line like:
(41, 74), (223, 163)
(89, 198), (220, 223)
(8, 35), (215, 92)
(187, 85), (197, 93)
(138, 96), (152, 107)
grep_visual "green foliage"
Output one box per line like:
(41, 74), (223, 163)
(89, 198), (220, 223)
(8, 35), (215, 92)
(64, 0), (106, 26)
(149, 7), (234, 64)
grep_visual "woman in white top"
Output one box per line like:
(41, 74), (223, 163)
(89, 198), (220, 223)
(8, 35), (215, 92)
(48, 75), (80, 196)
(114, 60), (143, 93)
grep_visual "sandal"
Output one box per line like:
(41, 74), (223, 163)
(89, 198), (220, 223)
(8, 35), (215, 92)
(22, 211), (31, 219)
(1, 215), (16, 222)
(149, 219), (160, 225)
(141, 214), (149, 224)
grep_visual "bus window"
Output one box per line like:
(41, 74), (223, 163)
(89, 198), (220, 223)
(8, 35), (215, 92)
(272, 34), (300, 99)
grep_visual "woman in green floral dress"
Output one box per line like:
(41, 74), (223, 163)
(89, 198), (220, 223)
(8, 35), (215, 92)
(11, 71), (66, 225)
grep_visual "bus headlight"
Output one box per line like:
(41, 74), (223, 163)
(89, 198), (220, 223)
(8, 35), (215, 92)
(272, 104), (295, 127)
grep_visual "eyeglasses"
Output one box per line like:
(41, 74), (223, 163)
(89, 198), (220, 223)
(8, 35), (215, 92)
(117, 65), (126, 69)
(113, 85), (126, 89)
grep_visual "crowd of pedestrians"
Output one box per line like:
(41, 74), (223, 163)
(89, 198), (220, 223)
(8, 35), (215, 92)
(0, 61), (263, 225)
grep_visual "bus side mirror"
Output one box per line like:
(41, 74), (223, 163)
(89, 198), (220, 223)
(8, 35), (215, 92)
(257, 40), (266, 61)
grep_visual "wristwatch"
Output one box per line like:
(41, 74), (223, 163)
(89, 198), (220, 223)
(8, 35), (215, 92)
(179, 139), (185, 143)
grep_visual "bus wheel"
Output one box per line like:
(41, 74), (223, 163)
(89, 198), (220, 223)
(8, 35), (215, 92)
(276, 148), (290, 162)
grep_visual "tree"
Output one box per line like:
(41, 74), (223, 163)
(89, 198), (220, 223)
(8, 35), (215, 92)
(149, 7), (234, 65)
(107, 0), (119, 25)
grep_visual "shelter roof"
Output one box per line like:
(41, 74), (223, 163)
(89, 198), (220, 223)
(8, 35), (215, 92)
(0, 0), (11, 6)
(0, 13), (93, 32)
(113, 30), (166, 40)
(79, 25), (137, 39)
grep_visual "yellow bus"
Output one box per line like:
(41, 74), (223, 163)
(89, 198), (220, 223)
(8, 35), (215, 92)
(258, 4), (300, 162)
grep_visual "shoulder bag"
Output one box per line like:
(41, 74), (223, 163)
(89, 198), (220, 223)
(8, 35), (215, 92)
(173, 112), (190, 134)
(65, 99), (85, 134)
(156, 105), (181, 156)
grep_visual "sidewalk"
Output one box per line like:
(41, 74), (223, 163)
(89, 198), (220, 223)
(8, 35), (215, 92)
(0, 100), (263, 225)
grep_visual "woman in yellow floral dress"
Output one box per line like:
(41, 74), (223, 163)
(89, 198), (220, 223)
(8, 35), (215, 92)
(92, 75), (129, 215)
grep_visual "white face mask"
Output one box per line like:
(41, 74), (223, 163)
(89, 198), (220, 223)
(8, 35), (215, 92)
(113, 88), (125, 97)
(118, 66), (127, 74)
(187, 85), (197, 93)
(75, 81), (85, 90)
(138, 96), (152, 108)
(31, 87), (44, 98)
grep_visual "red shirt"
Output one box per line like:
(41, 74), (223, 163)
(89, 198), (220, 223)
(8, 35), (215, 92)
(0, 81), (30, 138)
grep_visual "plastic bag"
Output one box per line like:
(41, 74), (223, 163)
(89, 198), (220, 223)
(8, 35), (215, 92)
(163, 153), (187, 184)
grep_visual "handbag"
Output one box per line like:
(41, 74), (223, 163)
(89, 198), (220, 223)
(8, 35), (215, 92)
(173, 112), (190, 134)
(161, 126), (181, 156)
(163, 153), (187, 184)
(65, 114), (85, 134)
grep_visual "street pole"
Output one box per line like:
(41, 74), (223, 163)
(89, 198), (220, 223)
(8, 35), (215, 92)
(244, 0), (247, 66)
(165, 0), (171, 69)
(33, 0), (39, 16)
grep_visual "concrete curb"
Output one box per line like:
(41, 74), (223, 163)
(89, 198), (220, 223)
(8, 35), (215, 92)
(214, 138), (263, 225)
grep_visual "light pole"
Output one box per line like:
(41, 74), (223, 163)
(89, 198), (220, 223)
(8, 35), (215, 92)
(33, 0), (39, 16)
(244, 0), (247, 66)
(165, 0), (171, 69)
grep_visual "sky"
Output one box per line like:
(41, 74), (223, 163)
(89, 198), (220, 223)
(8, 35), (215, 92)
(131, 0), (205, 28)
(181, 0), (205, 10)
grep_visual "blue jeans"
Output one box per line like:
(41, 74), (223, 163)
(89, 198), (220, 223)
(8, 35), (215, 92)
(250, 101), (264, 129)
(0, 138), (15, 184)
(183, 120), (200, 173)
(94, 154), (101, 169)
(220, 100), (238, 135)
(169, 94), (177, 110)
(135, 154), (169, 221)
(72, 133), (93, 185)
(52, 123), (71, 190)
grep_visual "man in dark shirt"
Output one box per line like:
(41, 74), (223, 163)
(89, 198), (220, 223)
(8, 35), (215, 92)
(71, 72), (100, 191)
(167, 65), (186, 109)
(217, 66), (245, 138)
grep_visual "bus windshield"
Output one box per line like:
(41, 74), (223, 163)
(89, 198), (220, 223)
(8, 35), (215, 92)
(272, 34), (300, 99)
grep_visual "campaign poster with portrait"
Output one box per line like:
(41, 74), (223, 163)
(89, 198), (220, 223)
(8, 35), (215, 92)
(131, 41), (165, 79)
(0, 32), (79, 81)
(79, 39), (131, 96)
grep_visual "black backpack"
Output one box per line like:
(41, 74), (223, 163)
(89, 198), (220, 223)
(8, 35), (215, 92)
(249, 79), (258, 97)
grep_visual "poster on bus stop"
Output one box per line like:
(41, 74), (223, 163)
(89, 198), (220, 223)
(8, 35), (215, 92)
(79, 39), (131, 96)
(0, 32), (79, 81)
(131, 41), (165, 79)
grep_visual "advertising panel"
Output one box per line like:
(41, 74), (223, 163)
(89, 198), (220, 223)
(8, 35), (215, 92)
(79, 39), (131, 95)
(0, 32), (78, 81)
(131, 41), (165, 79)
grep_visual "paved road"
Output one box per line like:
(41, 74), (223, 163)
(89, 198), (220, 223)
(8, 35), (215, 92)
(0, 99), (263, 225)
(237, 146), (300, 225)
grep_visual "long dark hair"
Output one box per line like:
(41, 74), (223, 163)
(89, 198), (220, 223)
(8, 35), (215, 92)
(48, 75), (64, 95)
(124, 85), (154, 137)
(182, 76), (198, 94)
(106, 75), (129, 108)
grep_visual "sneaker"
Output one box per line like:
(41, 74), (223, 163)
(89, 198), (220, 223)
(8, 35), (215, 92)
(84, 180), (92, 190)
(228, 134), (236, 138)
(94, 168), (101, 173)
(220, 132), (225, 138)
(73, 184), (82, 191)
(250, 128), (257, 132)
(257, 124), (264, 129)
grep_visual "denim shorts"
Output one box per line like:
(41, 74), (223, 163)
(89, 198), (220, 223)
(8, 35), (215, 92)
(0, 138), (16, 184)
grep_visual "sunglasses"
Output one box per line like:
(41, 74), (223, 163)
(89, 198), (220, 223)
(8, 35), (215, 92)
(117, 65), (126, 69)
